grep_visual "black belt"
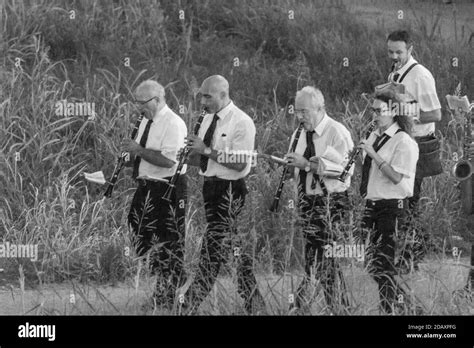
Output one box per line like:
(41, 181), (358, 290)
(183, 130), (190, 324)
(366, 198), (407, 208)
(304, 191), (348, 199)
(137, 177), (172, 186)
(415, 134), (435, 141)
(203, 176), (243, 182)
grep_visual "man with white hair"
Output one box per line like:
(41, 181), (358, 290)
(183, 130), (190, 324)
(285, 86), (354, 313)
(121, 79), (188, 310)
(184, 75), (265, 314)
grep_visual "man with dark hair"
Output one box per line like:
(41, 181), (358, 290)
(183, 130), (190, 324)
(386, 30), (442, 272)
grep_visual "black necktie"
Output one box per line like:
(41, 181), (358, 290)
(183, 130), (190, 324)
(299, 130), (317, 194)
(393, 73), (400, 82)
(132, 119), (153, 179)
(200, 113), (219, 173)
(359, 133), (390, 198)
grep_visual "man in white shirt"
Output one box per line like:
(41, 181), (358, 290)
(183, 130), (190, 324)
(359, 92), (421, 314)
(184, 75), (265, 314)
(122, 80), (188, 310)
(285, 86), (354, 313)
(386, 30), (442, 272)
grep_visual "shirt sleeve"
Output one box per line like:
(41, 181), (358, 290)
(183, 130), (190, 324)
(390, 136), (419, 178)
(148, 118), (186, 162)
(331, 127), (355, 171)
(413, 74), (441, 112)
(231, 119), (256, 152)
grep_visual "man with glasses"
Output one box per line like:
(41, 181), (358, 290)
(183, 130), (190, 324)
(121, 80), (188, 311)
(285, 86), (354, 314)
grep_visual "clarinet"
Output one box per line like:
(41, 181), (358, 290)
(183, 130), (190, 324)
(338, 122), (376, 182)
(104, 113), (144, 198)
(269, 123), (304, 212)
(162, 109), (207, 202)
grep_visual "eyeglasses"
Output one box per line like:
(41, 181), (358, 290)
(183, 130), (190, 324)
(295, 109), (309, 117)
(370, 107), (389, 115)
(134, 96), (158, 105)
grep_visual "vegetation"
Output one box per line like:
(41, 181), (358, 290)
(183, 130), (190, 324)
(0, 0), (472, 314)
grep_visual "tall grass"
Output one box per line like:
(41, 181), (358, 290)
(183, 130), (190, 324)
(0, 0), (473, 314)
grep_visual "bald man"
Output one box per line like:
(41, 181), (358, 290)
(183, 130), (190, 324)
(122, 80), (188, 311)
(184, 75), (265, 314)
(286, 86), (353, 314)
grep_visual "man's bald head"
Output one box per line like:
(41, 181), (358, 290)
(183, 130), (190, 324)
(199, 75), (231, 113)
(201, 75), (229, 96)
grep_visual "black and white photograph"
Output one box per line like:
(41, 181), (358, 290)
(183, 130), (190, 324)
(0, 0), (473, 345)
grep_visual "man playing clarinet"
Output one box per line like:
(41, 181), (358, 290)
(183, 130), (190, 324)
(121, 80), (188, 311)
(285, 86), (354, 313)
(183, 75), (265, 314)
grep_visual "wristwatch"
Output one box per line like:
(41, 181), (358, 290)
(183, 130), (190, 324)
(304, 161), (311, 172)
(204, 147), (212, 155)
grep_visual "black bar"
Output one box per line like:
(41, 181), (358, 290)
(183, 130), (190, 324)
(0, 316), (472, 345)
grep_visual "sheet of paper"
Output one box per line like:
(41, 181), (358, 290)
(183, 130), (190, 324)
(83, 171), (106, 185)
(446, 95), (470, 113)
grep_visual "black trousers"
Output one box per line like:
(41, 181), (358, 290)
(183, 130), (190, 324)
(362, 198), (408, 313)
(402, 134), (439, 263)
(128, 175), (187, 304)
(295, 191), (349, 310)
(187, 178), (261, 311)
(399, 176), (430, 264)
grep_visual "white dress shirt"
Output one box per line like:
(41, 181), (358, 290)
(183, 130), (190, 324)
(198, 101), (256, 180)
(388, 56), (441, 137)
(363, 123), (419, 200)
(135, 104), (187, 179)
(291, 113), (354, 195)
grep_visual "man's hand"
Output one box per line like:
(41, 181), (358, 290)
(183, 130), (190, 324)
(121, 139), (141, 156)
(286, 152), (308, 169)
(185, 135), (206, 155)
(358, 140), (377, 159)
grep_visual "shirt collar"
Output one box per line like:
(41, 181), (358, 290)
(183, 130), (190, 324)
(394, 56), (417, 76)
(153, 104), (170, 122)
(376, 122), (400, 137)
(313, 112), (329, 136)
(215, 101), (234, 120)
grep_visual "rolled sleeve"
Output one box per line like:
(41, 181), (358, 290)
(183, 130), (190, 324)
(414, 75), (441, 112)
(231, 119), (255, 152)
(390, 139), (418, 178)
(153, 121), (186, 161)
(332, 129), (355, 175)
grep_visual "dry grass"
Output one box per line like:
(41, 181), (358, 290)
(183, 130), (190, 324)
(0, 0), (473, 315)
